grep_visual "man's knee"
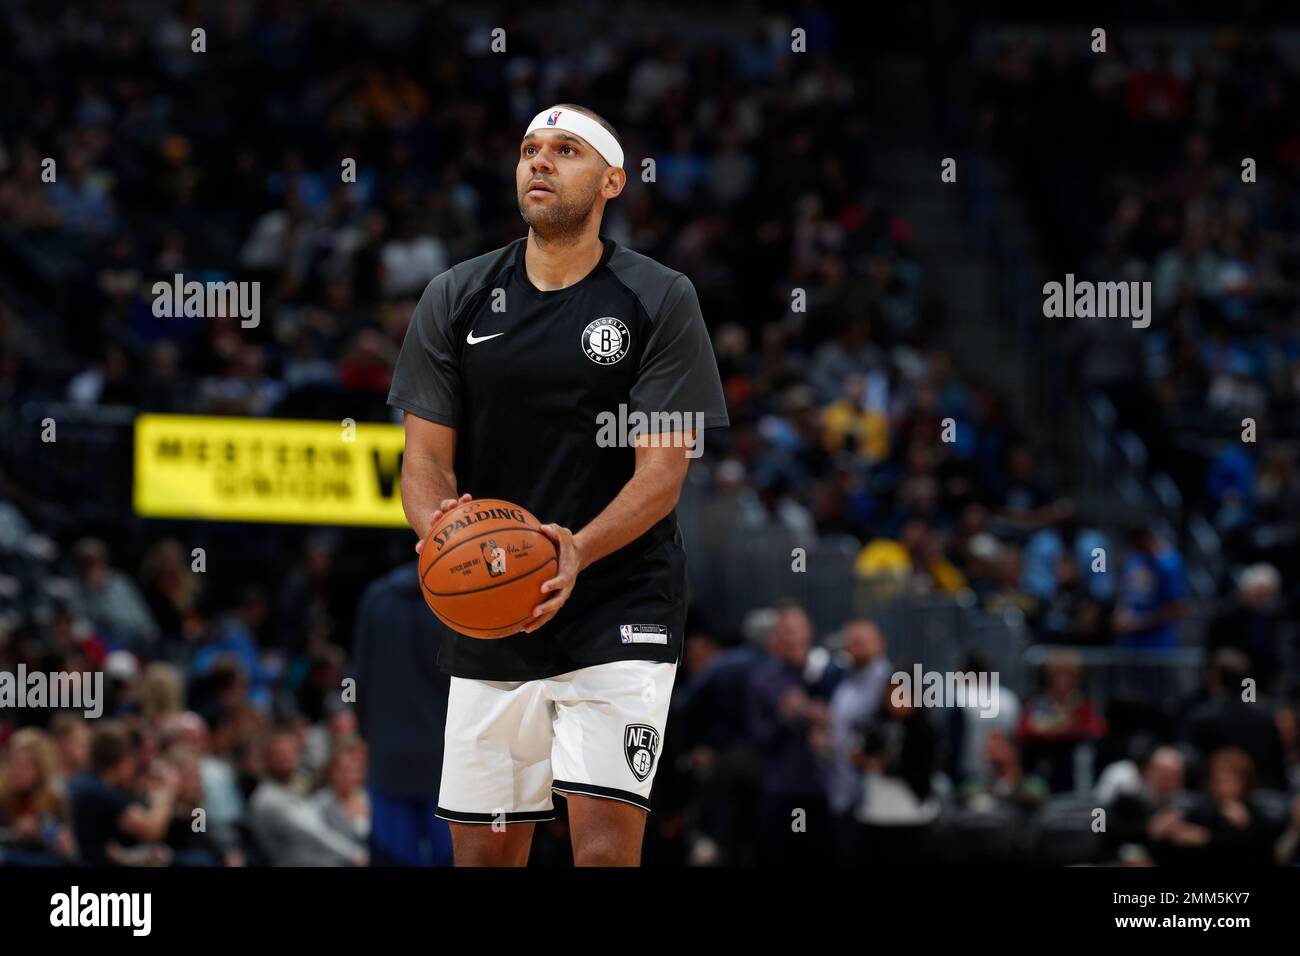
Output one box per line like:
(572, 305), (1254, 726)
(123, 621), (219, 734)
(572, 834), (639, 867)
(450, 822), (533, 866)
(567, 795), (647, 866)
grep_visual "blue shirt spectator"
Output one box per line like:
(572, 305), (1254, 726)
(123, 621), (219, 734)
(1115, 529), (1188, 651)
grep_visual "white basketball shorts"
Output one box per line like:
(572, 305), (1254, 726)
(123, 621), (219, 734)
(435, 659), (677, 823)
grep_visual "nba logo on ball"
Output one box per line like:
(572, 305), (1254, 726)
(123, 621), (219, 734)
(480, 541), (507, 577)
(624, 723), (660, 782)
(582, 317), (630, 365)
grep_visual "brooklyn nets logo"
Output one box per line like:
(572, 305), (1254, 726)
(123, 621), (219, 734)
(582, 316), (630, 365)
(624, 722), (660, 782)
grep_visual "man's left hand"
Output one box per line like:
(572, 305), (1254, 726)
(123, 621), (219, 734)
(524, 524), (582, 633)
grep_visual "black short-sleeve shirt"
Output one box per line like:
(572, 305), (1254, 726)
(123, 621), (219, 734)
(68, 773), (140, 866)
(388, 235), (729, 680)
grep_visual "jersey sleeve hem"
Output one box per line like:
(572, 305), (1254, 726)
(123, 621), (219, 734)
(387, 395), (459, 428)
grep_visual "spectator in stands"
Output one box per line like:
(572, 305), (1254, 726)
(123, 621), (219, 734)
(1207, 563), (1285, 685)
(998, 441), (1053, 528)
(1175, 748), (1282, 867)
(68, 538), (160, 650)
(312, 737), (370, 850)
(1099, 744), (1191, 856)
(1096, 742), (1189, 807)
(746, 600), (842, 865)
(849, 678), (941, 863)
(380, 216), (447, 299)
(827, 619), (891, 856)
(0, 141), (60, 231)
(820, 372), (888, 464)
(1114, 524), (1188, 652)
(140, 662), (185, 728)
(48, 148), (116, 238)
(197, 707), (249, 853)
(248, 728), (365, 867)
(160, 744), (238, 866)
(913, 521), (969, 596)
(160, 710), (247, 859)
(1275, 793), (1300, 866)
(49, 714), (91, 784)
(1034, 552), (1108, 645)
(748, 474), (818, 552)
(951, 651), (1021, 784)
(1277, 703), (1300, 794)
(1018, 653), (1107, 792)
(0, 729), (76, 866)
(68, 723), (178, 866)
(198, 344), (286, 417)
(857, 519), (967, 597)
(1184, 649), (1288, 790)
(1020, 500), (1112, 604)
(139, 538), (203, 645)
(958, 730), (1048, 813)
(673, 611), (773, 866)
(854, 533), (912, 590)
(1255, 446), (1300, 530)
(190, 587), (277, 712)
(983, 543), (1037, 619)
(1205, 444), (1256, 537)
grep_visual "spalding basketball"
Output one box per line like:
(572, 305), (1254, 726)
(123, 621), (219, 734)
(418, 498), (558, 638)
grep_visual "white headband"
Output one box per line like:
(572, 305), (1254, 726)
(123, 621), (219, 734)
(524, 106), (624, 169)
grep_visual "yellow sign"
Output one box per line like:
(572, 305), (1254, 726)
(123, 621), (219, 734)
(134, 414), (408, 527)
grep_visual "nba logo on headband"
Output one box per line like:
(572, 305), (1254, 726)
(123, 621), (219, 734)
(525, 104), (621, 167)
(525, 105), (625, 169)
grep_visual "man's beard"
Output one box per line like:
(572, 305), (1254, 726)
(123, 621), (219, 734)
(518, 180), (600, 241)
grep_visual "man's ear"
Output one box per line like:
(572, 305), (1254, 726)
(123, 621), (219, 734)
(604, 165), (627, 199)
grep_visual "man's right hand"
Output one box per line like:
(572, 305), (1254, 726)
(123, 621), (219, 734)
(415, 493), (473, 554)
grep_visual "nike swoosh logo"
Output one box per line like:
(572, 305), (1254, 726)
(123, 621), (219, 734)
(466, 331), (505, 344)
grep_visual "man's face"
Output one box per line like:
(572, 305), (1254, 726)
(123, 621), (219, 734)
(267, 735), (299, 780)
(107, 754), (135, 787)
(1144, 750), (1184, 800)
(843, 620), (882, 666)
(63, 725), (91, 769)
(517, 127), (611, 240)
(771, 608), (813, 665)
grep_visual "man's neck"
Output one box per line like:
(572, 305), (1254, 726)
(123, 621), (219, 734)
(524, 229), (605, 291)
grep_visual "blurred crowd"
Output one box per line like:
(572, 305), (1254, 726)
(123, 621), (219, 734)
(651, 602), (1300, 865)
(0, 693), (368, 867)
(974, 29), (1300, 613)
(5, 592), (1299, 867)
(1, 5), (1298, 865)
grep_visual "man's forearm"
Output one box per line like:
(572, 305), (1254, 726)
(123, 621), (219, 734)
(140, 787), (176, 840)
(573, 463), (680, 570)
(401, 452), (458, 538)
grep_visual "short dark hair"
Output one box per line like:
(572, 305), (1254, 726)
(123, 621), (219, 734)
(551, 103), (623, 150)
(771, 596), (807, 615)
(90, 723), (131, 776)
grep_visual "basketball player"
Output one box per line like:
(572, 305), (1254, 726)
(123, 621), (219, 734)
(388, 104), (729, 865)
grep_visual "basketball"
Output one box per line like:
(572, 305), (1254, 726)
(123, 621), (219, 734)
(418, 498), (559, 638)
